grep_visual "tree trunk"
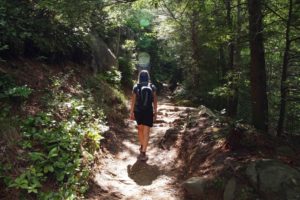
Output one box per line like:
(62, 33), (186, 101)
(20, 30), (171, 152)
(248, 0), (268, 132)
(219, 45), (227, 80)
(191, 10), (200, 64)
(277, 0), (293, 136)
(190, 9), (201, 87)
(225, 0), (238, 117)
(230, 0), (242, 118)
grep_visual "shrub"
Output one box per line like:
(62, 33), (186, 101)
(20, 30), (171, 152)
(5, 74), (107, 199)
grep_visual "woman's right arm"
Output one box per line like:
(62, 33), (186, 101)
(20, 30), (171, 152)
(130, 93), (136, 120)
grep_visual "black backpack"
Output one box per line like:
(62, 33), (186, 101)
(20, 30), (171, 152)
(137, 83), (153, 111)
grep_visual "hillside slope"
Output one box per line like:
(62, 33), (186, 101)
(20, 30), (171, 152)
(0, 59), (127, 199)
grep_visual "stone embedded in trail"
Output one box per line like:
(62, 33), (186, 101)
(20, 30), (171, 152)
(198, 105), (216, 118)
(245, 159), (300, 200)
(179, 113), (187, 118)
(173, 107), (179, 112)
(185, 107), (191, 112)
(155, 119), (168, 124)
(182, 177), (209, 198)
(159, 127), (180, 150)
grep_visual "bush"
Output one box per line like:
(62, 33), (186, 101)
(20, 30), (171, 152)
(118, 57), (135, 88)
(86, 75), (127, 123)
(0, 75), (33, 106)
(4, 73), (108, 199)
(98, 67), (122, 88)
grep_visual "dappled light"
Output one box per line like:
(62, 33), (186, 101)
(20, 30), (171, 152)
(1, 0), (300, 199)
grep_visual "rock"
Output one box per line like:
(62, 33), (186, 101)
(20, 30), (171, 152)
(157, 111), (163, 115)
(155, 119), (167, 124)
(174, 107), (179, 112)
(173, 118), (185, 126)
(223, 178), (236, 200)
(225, 127), (244, 150)
(159, 128), (180, 150)
(186, 117), (198, 128)
(245, 159), (300, 200)
(182, 177), (209, 197)
(245, 162), (257, 186)
(276, 145), (296, 157)
(198, 105), (216, 118)
(179, 113), (187, 118)
(165, 128), (178, 136)
(89, 34), (117, 73)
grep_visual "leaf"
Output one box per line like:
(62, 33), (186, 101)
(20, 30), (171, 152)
(57, 173), (65, 182)
(44, 165), (54, 173)
(29, 152), (46, 161)
(48, 147), (58, 158)
(28, 187), (38, 193)
(0, 45), (8, 51)
(48, 166), (54, 172)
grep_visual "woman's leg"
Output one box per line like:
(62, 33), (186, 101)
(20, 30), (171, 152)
(142, 125), (150, 152)
(138, 125), (144, 148)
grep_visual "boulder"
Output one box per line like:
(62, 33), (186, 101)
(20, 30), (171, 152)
(223, 177), (236, 200)
(276, 145), (296, 157)
(182, 177), (209, 198)
(89, 34), (117, 73)
(245, 159), (300, 200)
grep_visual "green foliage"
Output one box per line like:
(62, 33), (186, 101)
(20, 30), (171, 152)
(0, 162), (13, 185)
(4, 73), (107, 198)
(4, 86), (32, 98)
(98, 67), (122, 87)
(124, 9), (154, 32)
(0, 75), (32, 99)
(122, 40), (136, 52)
(0, 0), (109, 62)
(9, 166), (43, 194)
(118, 57), (135, 88)
(86, 75), (127, 122)
(209, 71), (245, 98)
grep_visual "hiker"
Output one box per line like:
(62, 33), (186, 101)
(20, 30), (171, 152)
(130, 70), (158, 161)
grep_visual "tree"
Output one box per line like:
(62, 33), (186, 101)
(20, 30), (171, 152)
(225, 0), (239, 117)
(248, 0), (268, 132)
(277, 0), (296, 136)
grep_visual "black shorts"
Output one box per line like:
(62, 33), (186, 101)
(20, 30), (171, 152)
(134, 110), (153, 127)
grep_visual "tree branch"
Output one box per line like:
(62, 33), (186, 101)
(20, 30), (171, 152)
(264, 3), (300, 31)
(103, 0), (137, 7)
(289, 36), (300, 43)
(161, 0), (184, 27)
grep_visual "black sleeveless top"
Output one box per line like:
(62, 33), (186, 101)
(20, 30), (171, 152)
(132, 82), (156, 112)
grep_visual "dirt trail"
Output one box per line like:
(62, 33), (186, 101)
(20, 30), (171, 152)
(87, 98), (195, 200)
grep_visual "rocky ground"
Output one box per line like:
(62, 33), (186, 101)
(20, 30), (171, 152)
(87, 96), (300, 200)
(87, 98), (190, 200)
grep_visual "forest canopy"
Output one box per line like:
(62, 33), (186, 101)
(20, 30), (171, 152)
(1, 0), (299, 133)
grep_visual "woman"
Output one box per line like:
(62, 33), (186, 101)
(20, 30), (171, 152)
(130, 70), (158, 161)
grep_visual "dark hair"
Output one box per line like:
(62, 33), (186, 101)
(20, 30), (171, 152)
(138, 70), (150, 83)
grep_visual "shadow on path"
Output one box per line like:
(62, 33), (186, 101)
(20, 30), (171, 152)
(127, 159), (160, 186)
(87, 98), (189, 200)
